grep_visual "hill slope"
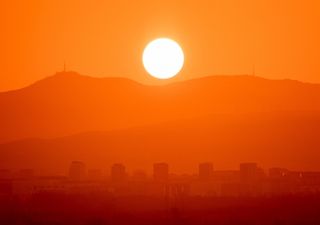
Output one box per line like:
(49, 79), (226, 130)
(1, 72), (320, 143)
(0, 111), (320, 173)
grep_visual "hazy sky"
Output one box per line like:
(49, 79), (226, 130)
(1, 0), (320, 91)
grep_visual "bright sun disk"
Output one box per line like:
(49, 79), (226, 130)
(142, 38), (184, 79)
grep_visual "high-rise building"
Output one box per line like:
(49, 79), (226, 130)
(111, 163), (126, 182)
(240, 163), (258, 183)
(153, 163), (169, 181)
(69, 161), (86, 180)
(199, 162), (213, 180)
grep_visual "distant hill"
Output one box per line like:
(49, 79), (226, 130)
(1, 71), (320, 143)
(0, 111), (320, 173)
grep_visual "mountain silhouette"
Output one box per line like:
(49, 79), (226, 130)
(1, 111), (320, 173)
(1, 71), (320, 144)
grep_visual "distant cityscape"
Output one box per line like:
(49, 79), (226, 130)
(1, 161), (320, 197)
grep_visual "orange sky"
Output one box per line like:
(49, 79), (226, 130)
(1, 0), (320, 91)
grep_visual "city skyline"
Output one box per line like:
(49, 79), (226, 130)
(2, 160), (320, 198)
(1, 1), (320, 224)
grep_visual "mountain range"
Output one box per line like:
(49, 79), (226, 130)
(1, 72), (320, 173)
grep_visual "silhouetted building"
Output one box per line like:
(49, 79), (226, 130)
(240, 163), (264, 196)
(268, 168), (295, 195)
(166, 183), (190, 198)
(33, 176), (67, 194)
(132, 170), (147, 181)
(69, 161), (86, 180)
(88, 169), (102, 180)
(111, 163), (126, 182)
(199, 162), (213, 180)
(240, 163), (258, 183)
(153, 163), (169, 181)
(269, 167), (289, 178)
(19, 169), (35, 179)
(4, 160), (320, 197)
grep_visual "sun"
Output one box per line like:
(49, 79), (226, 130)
(143, 38), (184, 79)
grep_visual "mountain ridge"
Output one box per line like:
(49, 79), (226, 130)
(1, 110), (320, 173)
(2, 71), (319, 95)
(1, 72), (320, 143)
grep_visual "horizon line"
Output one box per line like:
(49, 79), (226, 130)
(1, 70), (318, 94)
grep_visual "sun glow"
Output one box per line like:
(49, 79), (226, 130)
(142, 38), (184, 79)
